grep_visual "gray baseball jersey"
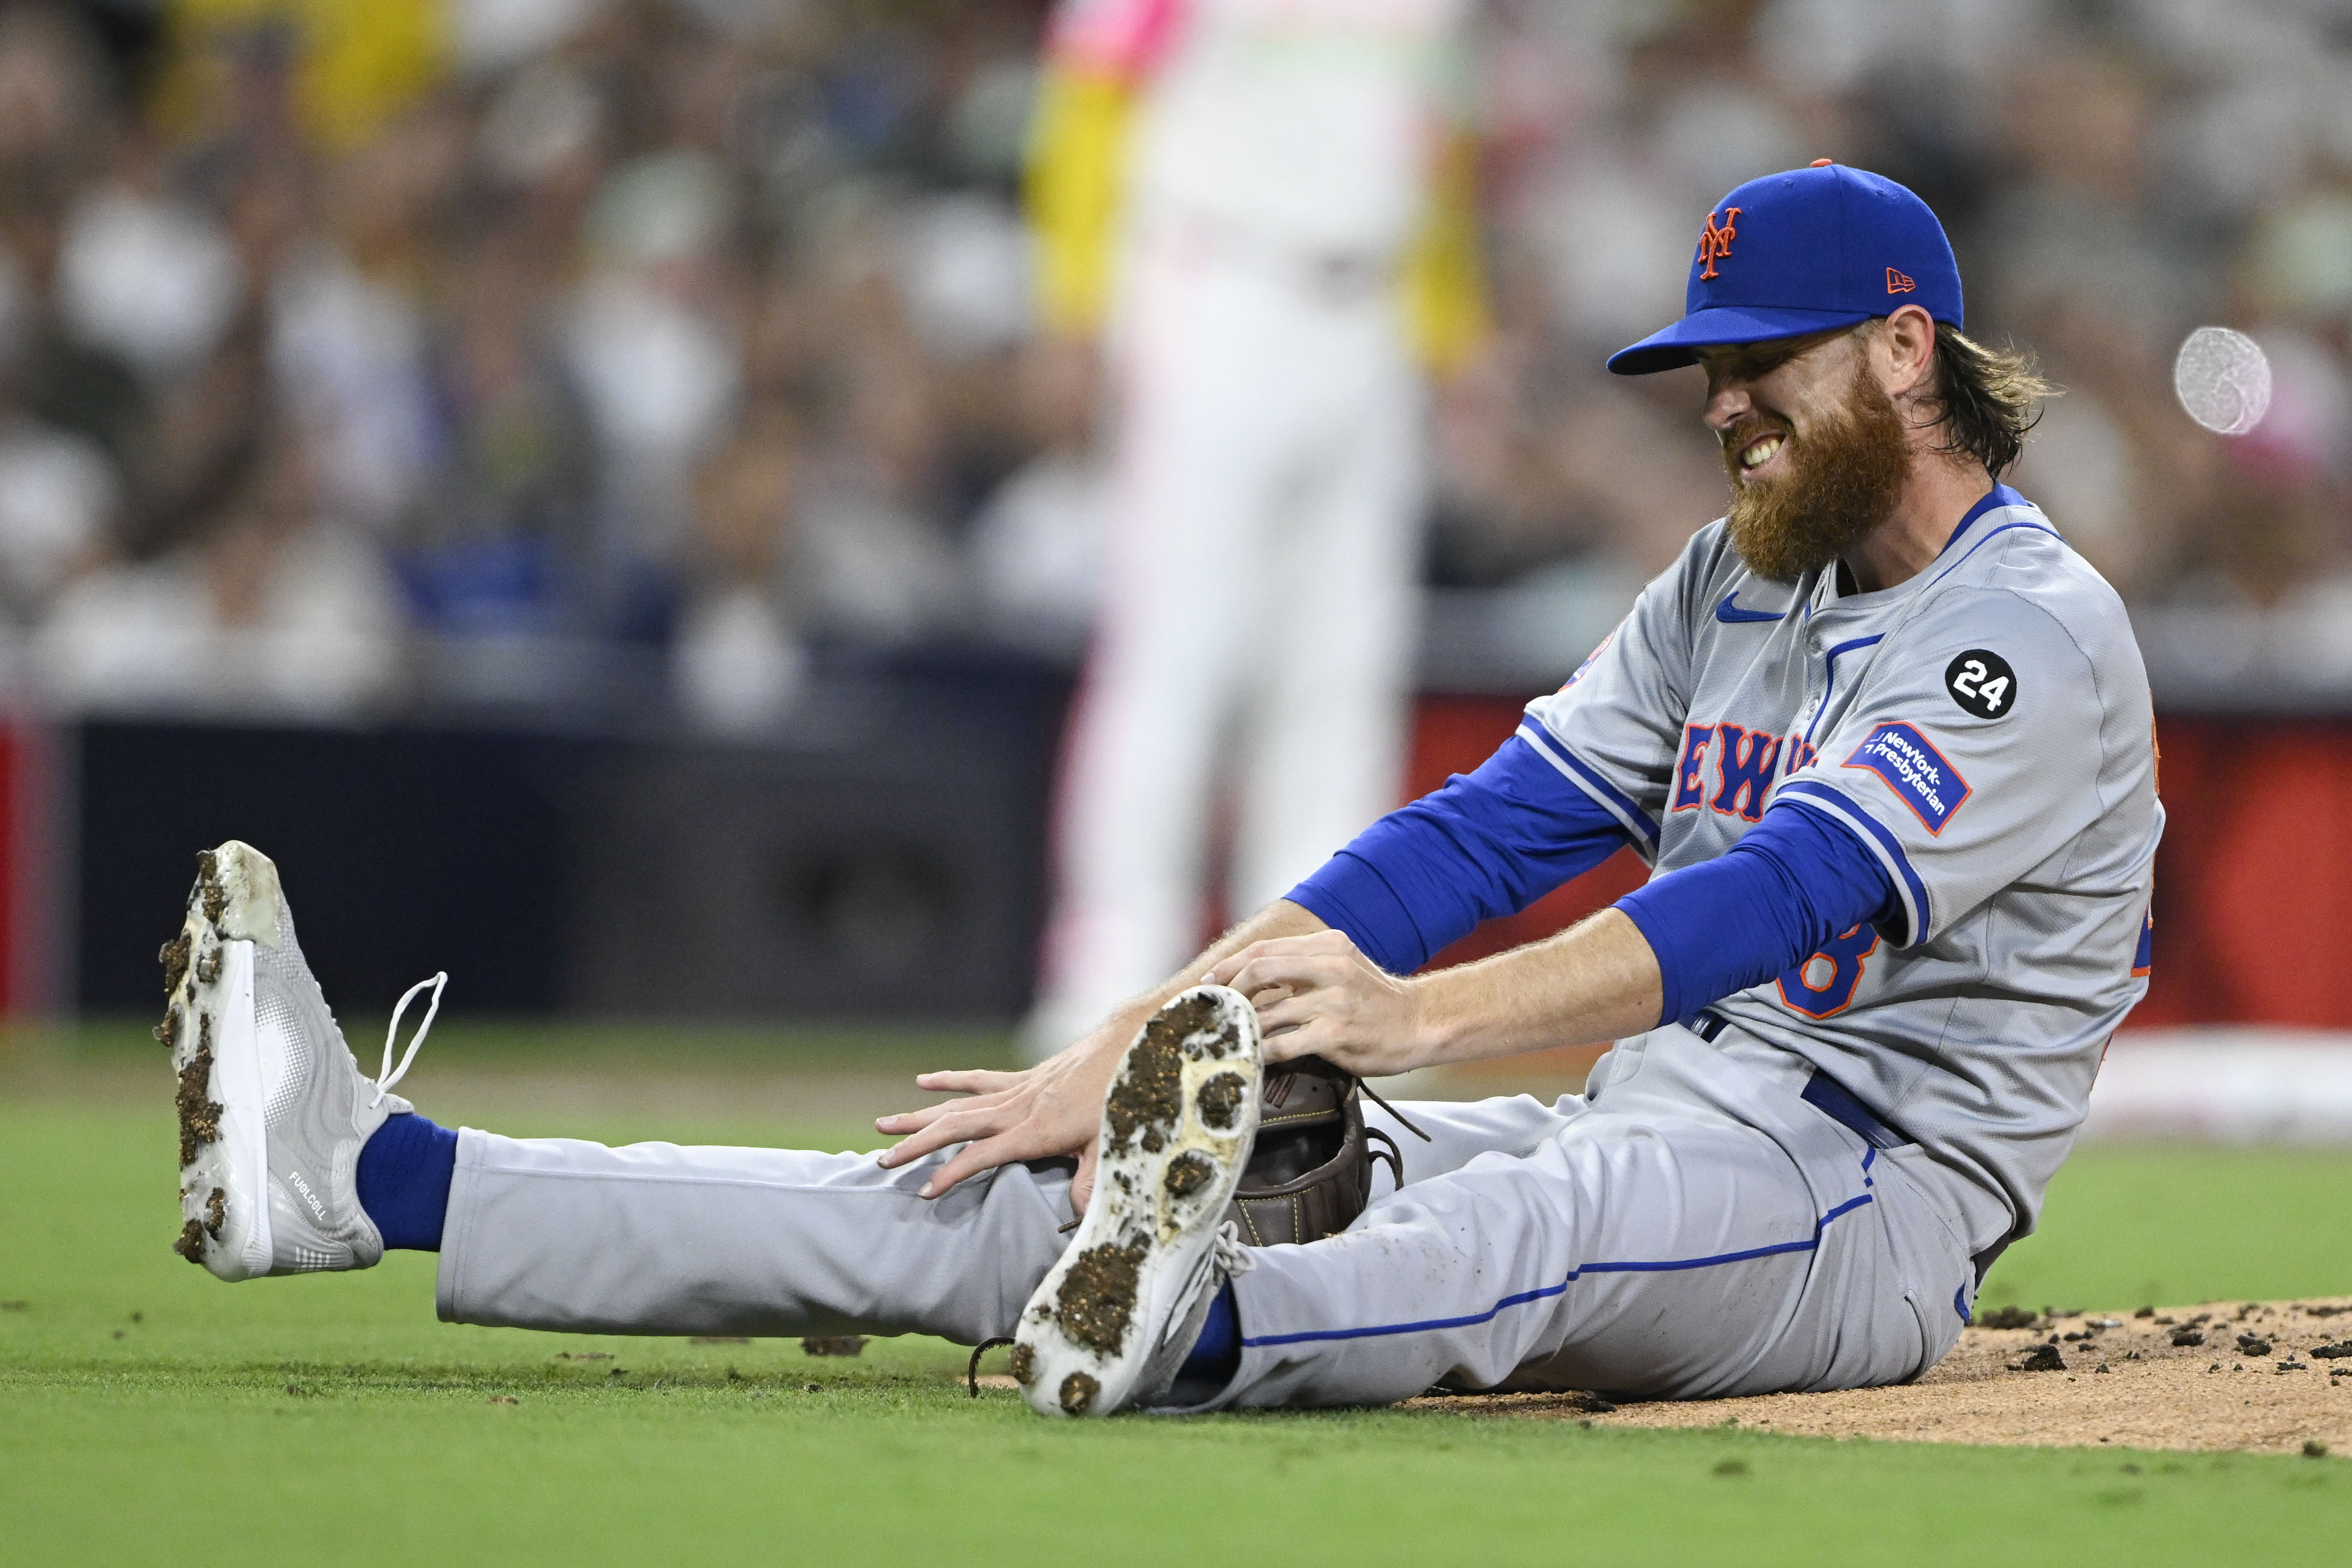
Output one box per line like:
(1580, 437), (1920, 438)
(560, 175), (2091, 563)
(1519, 486), (2161, 1259)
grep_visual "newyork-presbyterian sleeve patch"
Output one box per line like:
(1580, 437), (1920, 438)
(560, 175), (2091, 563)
(1842, 722), (1971, 834)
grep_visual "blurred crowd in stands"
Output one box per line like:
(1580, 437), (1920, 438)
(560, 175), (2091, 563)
(0, 0), (2343, 726)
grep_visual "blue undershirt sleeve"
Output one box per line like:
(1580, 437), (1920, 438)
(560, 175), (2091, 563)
(1286, 735), (1634, 975)
(1615, 801), (1901, 1028)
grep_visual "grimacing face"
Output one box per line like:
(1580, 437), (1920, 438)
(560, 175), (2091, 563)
(1695, 327), (1910, 582)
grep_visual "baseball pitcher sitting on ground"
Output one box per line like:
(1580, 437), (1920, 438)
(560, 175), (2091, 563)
(160, 164), (2159, 1420)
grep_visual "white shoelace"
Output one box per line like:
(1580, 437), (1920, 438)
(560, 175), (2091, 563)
(372, 972), (447, 1107)
(1210, 1220), (1258, 1280)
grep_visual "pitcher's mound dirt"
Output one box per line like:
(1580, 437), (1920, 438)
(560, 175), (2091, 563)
(1406, 1297), (2352, 1454)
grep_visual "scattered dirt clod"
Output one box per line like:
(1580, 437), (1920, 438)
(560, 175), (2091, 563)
(2170, 1327), (2206, 1348)
(800, 1336), (866, 1357)
(1155, 993), (1220, 1056)
(1975, 1304), (2038, 1330)
(1105, 1036), (1183, 1153)
(174, 1035), (223, 1168)
(1197, 1072), (1247, 1131)
(1164, 1151), (1216, 1200)
(2008, 1344), (2067, 1373)
(196, 853), (226, 924)
(1054, 1240), (1147, 1355)
(159, 934), (191, 1000)
(2237, 1333), (2274, 1357)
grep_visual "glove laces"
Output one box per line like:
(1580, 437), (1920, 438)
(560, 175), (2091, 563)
(372, 972), (447, 1107)
(1209, 1219), (1257, 1280)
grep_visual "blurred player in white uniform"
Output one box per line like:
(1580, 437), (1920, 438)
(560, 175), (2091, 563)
(1023, 0), (1485, 1053)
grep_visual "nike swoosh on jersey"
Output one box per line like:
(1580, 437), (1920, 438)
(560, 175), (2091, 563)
(1715, 591), (1787, 624)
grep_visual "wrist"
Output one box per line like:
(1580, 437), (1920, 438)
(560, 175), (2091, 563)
(1401, 974), (1456, 1071)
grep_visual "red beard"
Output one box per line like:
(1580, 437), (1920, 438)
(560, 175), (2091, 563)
(1722, 361), (1910, 583)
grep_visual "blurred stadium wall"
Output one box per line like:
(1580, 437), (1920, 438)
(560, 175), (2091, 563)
(0, 0), (2348, 1043)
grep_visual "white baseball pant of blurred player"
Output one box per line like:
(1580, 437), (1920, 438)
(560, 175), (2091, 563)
(1021, 0), (1485, 1055)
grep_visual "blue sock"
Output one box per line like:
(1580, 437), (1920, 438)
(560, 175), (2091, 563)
(356, 1113), (458, 1251)
(1176, 1282), (1241, 1388)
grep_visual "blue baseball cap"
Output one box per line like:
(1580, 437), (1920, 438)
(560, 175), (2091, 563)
(1606, 163), (1963, 376)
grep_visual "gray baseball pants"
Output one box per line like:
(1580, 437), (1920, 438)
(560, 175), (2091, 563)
(435, 1024), (1976, 1405)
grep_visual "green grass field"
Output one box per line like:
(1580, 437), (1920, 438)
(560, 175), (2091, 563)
(6, 1024), (2352, 1565)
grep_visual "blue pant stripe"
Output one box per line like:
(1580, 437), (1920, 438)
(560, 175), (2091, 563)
(1239, 1194), (1874, 1350)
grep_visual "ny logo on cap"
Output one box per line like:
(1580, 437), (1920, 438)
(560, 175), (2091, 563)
(1696, 207), (1741, 280)
(1886, 267), (1915, 294)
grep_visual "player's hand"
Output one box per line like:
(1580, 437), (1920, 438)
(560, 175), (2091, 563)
(872, 1026), (1127, 1211)
(1207, 929), (1428, 1078)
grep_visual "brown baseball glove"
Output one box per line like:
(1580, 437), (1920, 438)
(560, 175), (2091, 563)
(1221, 1054), (1425, 1246)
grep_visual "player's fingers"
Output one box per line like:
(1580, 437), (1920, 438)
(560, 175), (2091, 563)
(1250, 992), (1332, 1036)
(1213, 940), (1326, 987)
(1070, 1143), (1098, 1218)
(873, 1087), (1014, 1135)
(1223, 950), (1347, 1000)
(876, 1099), (1020, 1167)
(1260, 1014), (1343, 1065)
(1244, 959), (1365, 1012)
(914, 1069), (1025, 1095)
(1206, 933), (1339, 987)
(1203, 948), (1253, 987)
(920, 1128), (1038, 1199)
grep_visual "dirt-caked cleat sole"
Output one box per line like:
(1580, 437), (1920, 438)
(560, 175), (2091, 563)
(1013, 985), (1263, 1418)
(163, 843), (286, 1281)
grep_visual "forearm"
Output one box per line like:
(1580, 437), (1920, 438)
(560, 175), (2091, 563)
(1411, 802), (1899, 1069)
(1408, 907), (1663, 1068)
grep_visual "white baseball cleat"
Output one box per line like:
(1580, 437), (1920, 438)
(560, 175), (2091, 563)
(160, 840), (444, 1280)
(1012, 985), (1262, 1418)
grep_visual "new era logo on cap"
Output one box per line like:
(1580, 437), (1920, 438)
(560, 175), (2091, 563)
(1886, 267), (1915, 294)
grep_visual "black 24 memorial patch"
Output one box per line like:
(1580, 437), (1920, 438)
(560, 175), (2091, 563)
(1944, 650), (2016, 719)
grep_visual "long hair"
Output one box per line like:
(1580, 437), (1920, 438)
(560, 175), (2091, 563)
(1927, 323), (2055, 480)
